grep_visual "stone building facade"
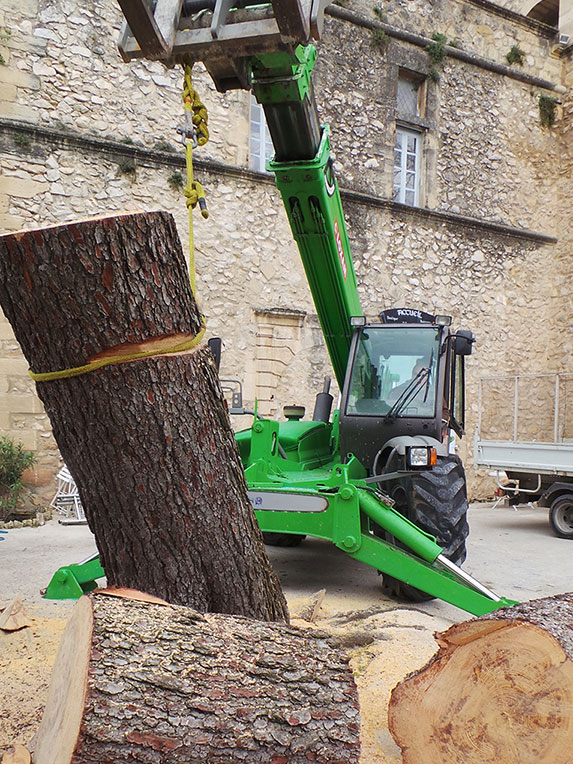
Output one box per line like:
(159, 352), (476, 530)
(0, 0), (571, 498)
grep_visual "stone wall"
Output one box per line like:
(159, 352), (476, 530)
(330, 0), (561, 79)
(0, 0), (571, 501)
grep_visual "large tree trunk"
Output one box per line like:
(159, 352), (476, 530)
(388, 593), (573, 764)
(34, 590), (360, 764)
(0, 212), (288, 621)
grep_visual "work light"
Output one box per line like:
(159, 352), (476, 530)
(406, 446), (438, 469)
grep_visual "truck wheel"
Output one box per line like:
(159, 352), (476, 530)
(549, 495), (573, 539)
(381, 455), (470, 602)
(262, 532), (306, 547)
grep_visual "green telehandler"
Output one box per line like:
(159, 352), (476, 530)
(45, 0), (517, 617)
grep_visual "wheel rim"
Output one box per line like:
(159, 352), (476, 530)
(553, 499), (573, 534)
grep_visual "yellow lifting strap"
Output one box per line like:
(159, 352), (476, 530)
(28, 321), (207, 383)
(182, 64), (209, 298)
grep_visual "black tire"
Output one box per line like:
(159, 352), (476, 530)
(380, 455), (470, 602)
(262, 532), (306, 547)
(549, 495), (573, 539)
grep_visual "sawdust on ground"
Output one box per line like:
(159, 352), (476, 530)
(1, 593), (445, 764)
(0, 609), (67, 754)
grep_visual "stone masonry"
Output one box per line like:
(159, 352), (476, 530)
(0, 0), (571, 500)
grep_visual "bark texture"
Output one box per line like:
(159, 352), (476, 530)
(0, 212), (288, 621)
(34, 591), (361, 764)
(388, 593), (573, 764)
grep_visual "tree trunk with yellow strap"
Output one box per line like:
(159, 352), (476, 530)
(0, 212), (288, 621)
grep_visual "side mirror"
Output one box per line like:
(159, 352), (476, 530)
(207, 337), (222, 371)
(454, 330), (475, 356)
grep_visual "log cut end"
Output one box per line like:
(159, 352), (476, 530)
(34, 596), (93, 764)
(389, 615), (573, 764)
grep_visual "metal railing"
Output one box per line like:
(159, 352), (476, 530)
(477, 372), (573, 444)
(474, 373), (573, 477)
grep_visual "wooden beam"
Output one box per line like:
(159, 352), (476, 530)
(271, 0), (310, 39)
(211, 0), (234, 38)
(116, 0), (169, 58)
(154, 0), (184, 53)
(310, 0), (329, 39)
(172, 19), (285, 61)
(119, 12), (285, 67)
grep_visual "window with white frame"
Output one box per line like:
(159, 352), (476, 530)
(249, 96), (273, 173)
(393, 127), (421, 206)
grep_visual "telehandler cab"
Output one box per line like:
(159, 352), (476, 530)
(45, 0), (517, 616)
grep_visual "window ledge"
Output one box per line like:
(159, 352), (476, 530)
(396, 115), (432, 131)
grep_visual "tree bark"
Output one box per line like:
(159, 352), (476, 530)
(0, 212), (288, 621)
(388, 593), (573, 764)
(34, 590), (361, 764)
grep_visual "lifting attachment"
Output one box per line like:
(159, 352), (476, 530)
(117, 0), (330, 90)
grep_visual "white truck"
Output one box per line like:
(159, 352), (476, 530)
(474, 372), (573, 538)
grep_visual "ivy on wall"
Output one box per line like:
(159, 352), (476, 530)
(538, 94), (558, 128)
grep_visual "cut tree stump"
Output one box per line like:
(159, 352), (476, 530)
(388, 593), (573, 764)
(34, 590), (361, 764)
(0, 212), (287, 621)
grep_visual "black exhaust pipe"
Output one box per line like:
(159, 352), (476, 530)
(313, 377), (333, 423)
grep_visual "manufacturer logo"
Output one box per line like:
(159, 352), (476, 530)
(334, 219), (347, 280)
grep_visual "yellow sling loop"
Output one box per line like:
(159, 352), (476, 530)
(28, 324), (207, 382)
(182, 64), (209, 298)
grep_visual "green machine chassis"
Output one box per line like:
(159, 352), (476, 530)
(46, 408), (516, 615)
(45, 42), (517, 616)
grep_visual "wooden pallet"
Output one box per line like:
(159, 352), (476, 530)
(117, 0), (328, 90)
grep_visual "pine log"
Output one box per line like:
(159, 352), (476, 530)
(34, 590), (361, 764)
(0, 212), (288, 621)
(388, 593), (573, 764)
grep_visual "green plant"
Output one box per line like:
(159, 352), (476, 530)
(168, 171), (184, 192)
(0, 27), (11, 65)
(370, 27), (388, 52)
(426, 33), (450, 82)
(0, 436), (35, 521)
(372, 5), (387, 21)
(539, 94), (558, 128)
(506, 45), (525, 66)
(120, 136), (134, 145)
(154, 139), (175, 153)
(427, 33), (448, 67)
(13, 133), (31, 149)
(117, 158), (136, 178)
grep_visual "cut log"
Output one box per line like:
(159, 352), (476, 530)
(34, 590), (361, 763)
(388, 593), (573, 764)
(0, 212), (287, 621)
